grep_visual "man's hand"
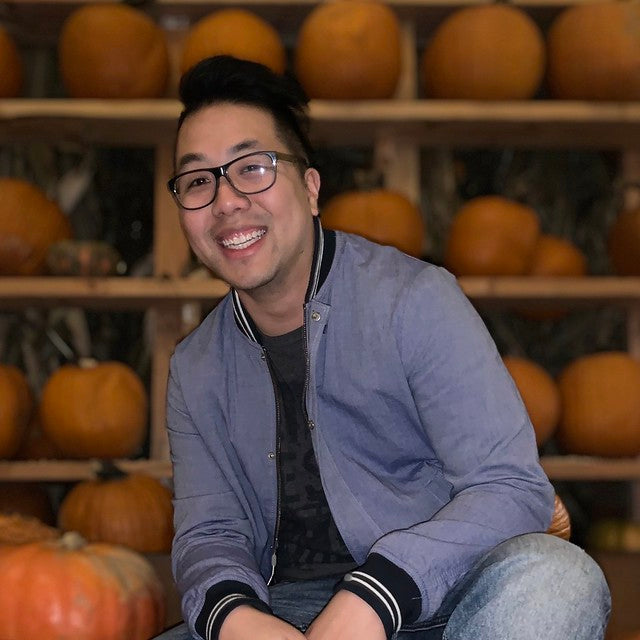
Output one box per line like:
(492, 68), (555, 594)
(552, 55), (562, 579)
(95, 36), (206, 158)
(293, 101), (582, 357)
(304, 590), (386, 640)
(219, 605), (306, 640)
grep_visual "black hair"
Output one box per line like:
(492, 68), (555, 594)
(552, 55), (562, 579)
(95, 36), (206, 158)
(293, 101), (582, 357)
(176, 55), (314, 168)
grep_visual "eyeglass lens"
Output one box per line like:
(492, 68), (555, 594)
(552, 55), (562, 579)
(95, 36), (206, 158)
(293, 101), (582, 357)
(173, 152), (277, 210)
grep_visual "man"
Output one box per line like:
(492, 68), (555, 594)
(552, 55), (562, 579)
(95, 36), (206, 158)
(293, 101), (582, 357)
(156, 55), (610, 640)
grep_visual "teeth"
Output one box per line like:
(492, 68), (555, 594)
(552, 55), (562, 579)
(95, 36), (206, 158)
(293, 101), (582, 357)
(221, 229), (265, 250)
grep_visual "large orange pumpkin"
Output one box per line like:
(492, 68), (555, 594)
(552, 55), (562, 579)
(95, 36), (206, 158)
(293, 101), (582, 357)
(0, 26), (23, 97)
(421, 5), (545, 99)
(39, 359), (148, 459)
(546, 2), (640, 100)
(557, 352), (640, 457)
(502, 355), (561, 447)
(59, 465), (174, 553)
(608, 207), (640, 276)
(321, 189), (425, 257)
(58, 3), (169, 98)
(443, 195), (540, 276)
(180, 9), (286, 75)
(294, 0), (402, 99)
(0, 532), (165, 640)
(0, 364), (33, 459)
(0, 178), (73, 276)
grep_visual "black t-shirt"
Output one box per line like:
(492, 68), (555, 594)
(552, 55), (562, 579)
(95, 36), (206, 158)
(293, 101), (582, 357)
(261, 327), (356, 582)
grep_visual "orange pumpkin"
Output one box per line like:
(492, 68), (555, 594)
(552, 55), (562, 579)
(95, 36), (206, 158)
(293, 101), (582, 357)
(58, 3), (169, 98)
(0, 532), (166, 640)
(557, 352), (640, 457)
(546, 2), (640, 100)
(15, 411), (62, 461)
(59, 465), (173, 553)
(421, 5), (545, 99)
(321, 189), (425, 257)
(294, 0), (402, 99)
(503, 355), (561, 447)
(180, 9), (286, 76)
(0, 178), (73, 276)
(443, 196), (540, 276)
(0, 482), (55, 525)
(39, 359), (148, 459)
(0, 364), (33, 459)
(547, 494), (571, 541)
(608, 207), (640, 276)
(0, 26), (23, 97)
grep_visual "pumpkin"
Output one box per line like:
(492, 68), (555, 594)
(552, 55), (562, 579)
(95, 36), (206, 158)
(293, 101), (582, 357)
(59, 463), (173, 553)
(587, 519), (640, 553)
(556, 352), (640, 457)
(421, 5), (545, 99)
(58, 3), (169, 99)
(0, 364), (33, 459)
(15, 411), (61, 461)
(608, 207), (640, 276)
(443, 195), (540, 276)
(0, 513), (60, 545)
(0, 178), (73, 276)
(0, 532), (165, 640)
(0, 482), (55, 525)
(294, 0), (402, 99)
(39, 359), (148, 459)
(546, 2), (640, 100)
(502, 355), (561, 447)
(180, 9), (286, 76)
(46, 240), (124, 276)
(547, 494), (571, 541)
(0, 26), (23, 97)
(320, 189), (425, 257)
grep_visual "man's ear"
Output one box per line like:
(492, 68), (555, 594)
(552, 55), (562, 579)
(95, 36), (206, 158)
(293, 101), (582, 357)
(305, 167), (321, 217)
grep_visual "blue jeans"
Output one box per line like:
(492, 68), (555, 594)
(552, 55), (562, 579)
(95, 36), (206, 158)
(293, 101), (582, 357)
(153, 533), (611, 640)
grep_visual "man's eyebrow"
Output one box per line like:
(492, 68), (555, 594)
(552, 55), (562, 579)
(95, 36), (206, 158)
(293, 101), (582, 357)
(176, 140), (261, 172)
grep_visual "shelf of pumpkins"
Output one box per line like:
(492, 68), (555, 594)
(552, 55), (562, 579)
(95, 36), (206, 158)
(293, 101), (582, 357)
(1, 0), (640, 487)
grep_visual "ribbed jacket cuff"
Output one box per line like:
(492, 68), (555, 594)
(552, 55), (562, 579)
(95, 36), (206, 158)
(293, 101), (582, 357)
(336, 553), (422, 639)
(194, 580), (272, 640)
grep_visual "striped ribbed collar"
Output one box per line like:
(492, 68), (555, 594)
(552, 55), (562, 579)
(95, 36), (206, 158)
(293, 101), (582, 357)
(231, 216), (335, 344)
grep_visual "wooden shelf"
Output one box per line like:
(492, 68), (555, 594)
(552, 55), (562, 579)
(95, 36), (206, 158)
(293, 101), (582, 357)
(0, 455), (637, 482)
(1, 276), (639, 310)
(2, 99), (640, 148)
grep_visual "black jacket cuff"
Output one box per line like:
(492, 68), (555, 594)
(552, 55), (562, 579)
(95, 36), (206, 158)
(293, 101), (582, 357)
(335, 553), (422, 638)
(194, 580), (272, 640)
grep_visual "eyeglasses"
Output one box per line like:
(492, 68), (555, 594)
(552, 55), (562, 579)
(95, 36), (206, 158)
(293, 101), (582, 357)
(167, 150), (305, 211)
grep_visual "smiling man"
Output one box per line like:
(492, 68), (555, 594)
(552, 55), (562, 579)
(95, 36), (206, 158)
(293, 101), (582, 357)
(155, 56), (610, 640)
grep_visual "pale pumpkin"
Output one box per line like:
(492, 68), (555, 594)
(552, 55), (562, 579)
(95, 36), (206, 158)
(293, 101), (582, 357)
(59, 465), (174, 553)
(0, 178), (73, 276)
(0, 532), (165, 640)
(58, 3), (169, 98)
(547, 494), (571, 541)
(321, 189), (425, 258)
(443, 195), (540, 276)
(546, 2), (640, 100)
(422, 5), (545, 99)
(557, 352), (640, 457)
(39, 359), (148, 459)
(0, 364), (33, 459)
(0, 482), (55, 525)
(502, 355), (561, 447)
(181, 9), (286, 75)
(608, 207), (640, 276)
(294, 0), (402, 99)
(0, 26), (23, 97)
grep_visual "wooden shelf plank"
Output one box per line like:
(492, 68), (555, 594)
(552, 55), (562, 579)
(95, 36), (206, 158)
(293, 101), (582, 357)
(1, 276), (639, 309)
(0, 455), (637, 482)
(2, 99), (640, 148)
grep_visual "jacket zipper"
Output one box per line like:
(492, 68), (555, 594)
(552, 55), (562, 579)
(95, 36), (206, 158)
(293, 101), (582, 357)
(263, 346), (282, 585)
(301, 312), (313, 427)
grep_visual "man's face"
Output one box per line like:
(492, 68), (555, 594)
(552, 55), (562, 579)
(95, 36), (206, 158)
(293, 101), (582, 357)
(174, 103), (320, 296)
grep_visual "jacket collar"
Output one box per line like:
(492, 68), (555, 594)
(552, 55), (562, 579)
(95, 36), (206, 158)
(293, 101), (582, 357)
(231, 216), (335, 343)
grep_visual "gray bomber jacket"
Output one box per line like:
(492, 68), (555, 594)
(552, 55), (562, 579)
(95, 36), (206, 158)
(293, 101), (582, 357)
(167, 221), (555, 640)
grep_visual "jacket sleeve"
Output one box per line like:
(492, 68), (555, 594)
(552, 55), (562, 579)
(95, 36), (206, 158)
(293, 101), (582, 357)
(167, 360), (271, 640)
(368, 265), (555, 621)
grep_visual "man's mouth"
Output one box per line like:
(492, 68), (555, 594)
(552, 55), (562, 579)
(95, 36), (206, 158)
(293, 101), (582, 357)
(219, 228), (266, 251)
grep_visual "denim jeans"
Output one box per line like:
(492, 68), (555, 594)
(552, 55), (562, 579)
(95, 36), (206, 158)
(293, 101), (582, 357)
(152, 533), (611, 640)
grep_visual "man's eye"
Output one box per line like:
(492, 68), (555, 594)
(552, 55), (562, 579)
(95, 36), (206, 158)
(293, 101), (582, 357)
(185, 175), (212, 190)
(240, 164), (267, 174)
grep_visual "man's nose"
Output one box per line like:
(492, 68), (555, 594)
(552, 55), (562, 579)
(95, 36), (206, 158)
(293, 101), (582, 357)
(211, 176), (249, 215)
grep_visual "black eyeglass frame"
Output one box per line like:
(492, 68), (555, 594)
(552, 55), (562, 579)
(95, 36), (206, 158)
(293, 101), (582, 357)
(167, 150), (306, 211)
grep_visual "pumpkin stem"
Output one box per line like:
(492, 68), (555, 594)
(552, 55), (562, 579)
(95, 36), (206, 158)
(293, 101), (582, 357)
(78, 357), (99, 369)
(59, 531), (87, 551)
(92, 459), (127, 481)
